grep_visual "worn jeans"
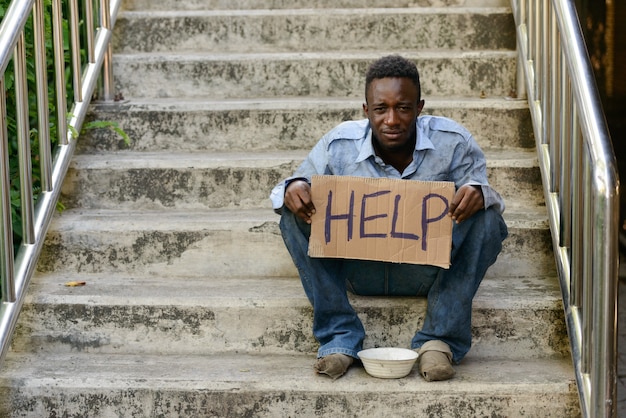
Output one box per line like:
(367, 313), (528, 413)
(279, 206), (508, 364)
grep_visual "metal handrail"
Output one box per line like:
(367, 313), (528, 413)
(0, 0), (121, 366)
(511, 0), (620, 416)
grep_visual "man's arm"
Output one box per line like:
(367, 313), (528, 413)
(270, 131), (335, 214)
(445, 129), (504, 216)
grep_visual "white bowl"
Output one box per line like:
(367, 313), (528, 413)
(357, 347), (418, 379)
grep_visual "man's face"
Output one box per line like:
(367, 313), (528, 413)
(363, 77), (424, 155)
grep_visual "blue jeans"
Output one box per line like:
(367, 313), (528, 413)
(279, 207), (508, 364)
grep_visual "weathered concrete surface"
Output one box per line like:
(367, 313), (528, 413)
(58, 149), (541, 210)
(82, 98), (534, 153)
(34, 207), (554, 278)
(112, 51), (517, 99)
(0, 352), (579, 418)
(121, 0), (510, 11)
(114, 9), (515, 53)
(0, 0), (581, 416)
(11, 274), (568, 359)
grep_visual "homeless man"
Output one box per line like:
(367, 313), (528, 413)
(270, 55), (508, 382)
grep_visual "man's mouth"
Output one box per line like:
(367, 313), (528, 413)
(383, 131), (403, 139)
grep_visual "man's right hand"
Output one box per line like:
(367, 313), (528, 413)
(284, 180), (316, 224)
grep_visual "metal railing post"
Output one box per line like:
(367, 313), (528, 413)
(0, 0), (122, 369)
(511, 0), (619, 416)
(101, 0), (114, 101)
(13, 33), (35, 245)
(0, 77), (14, 303)
(33, 0), (53, 193)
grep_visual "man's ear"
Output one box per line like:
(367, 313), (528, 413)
(362, 102), (368, 116)
(417, 99), (425, 115)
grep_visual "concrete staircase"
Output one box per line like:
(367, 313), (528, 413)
(0, 1), (582, 416)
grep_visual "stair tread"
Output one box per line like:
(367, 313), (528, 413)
(119, 7), (513, 17)
(70, 148), (538, 169)
(94, 95), (529, 110)
(26, 274), (561, 309)
(48, 205), (548, 230)
(121, 0), (511, 11)
(1, 351), (575, 392)
(113, 49), (517, 60)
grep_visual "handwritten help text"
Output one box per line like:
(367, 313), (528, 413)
(309, 175), (454, 268)
(324, 189), (449, 252)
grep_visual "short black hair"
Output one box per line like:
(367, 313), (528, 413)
(364, 55), (421, 102)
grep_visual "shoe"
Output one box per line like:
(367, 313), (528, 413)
(314, 353), (353, 379)
(417, 340), (455, 382)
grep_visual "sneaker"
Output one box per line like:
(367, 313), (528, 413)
(417, 340), (455, 382)
(314, 353), (354, 379)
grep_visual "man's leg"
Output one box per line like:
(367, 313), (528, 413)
(411, 207), (508, 363)
(279, 208), (365, 362)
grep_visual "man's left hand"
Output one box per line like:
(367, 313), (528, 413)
(448, 185), (484, 223)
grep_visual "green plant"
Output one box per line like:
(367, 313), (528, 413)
(0, 0), (71, 246)
(0, 0), (127, 248)
(72, 119), (130, 145)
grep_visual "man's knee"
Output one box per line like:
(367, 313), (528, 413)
(280, 207), (310, 235)
(450, 208), (508, 263)
(481, 208), (508, 242)
(279, 207), (313, 261)
(459, 208), (507, 241)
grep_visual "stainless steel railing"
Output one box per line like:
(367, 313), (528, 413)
(0, 0), (121, 366)
(511, 1), (620, 416)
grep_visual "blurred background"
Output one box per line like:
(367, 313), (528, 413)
(574, 0), (625, 256)
(576, 2), (626, 413)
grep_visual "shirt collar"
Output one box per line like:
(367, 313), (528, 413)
(355, 119), (435, 163)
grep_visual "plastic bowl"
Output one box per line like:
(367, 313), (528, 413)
(357, 347), (418, 379)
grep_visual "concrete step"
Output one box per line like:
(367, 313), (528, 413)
(0, 351), (580, 417)
(112, 50), (517, 99)
(36, 206), (556, 279)
(59, 149), (542, 210)
(13, 274), (568, 359)
(113, 8), (515, 54)
(120, 0), (510, 11)
(83, 97), (534, 153)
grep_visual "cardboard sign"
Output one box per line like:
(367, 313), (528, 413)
(308, 175), (454, 268)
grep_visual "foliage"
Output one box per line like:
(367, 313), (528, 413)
(0, 0), (92, 246)
(72, 119), (130, 145)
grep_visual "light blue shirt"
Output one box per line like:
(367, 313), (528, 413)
(270, 116), (504, 214)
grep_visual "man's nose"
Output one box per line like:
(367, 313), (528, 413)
(385, 109), (398, 125)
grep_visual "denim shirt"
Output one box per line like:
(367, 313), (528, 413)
(270, 116), (505, 214)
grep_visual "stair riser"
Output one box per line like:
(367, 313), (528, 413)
(36, 224), (554, 278)
(60, 165), (293, 210)
(12, 298), (569, 358)
(0, 388), (581, 418)
(59, 165), (542, 210)
(112, 54), (517, 99)
(83, 103), (534, 153)
(113, 11), (515, 54)
(121, 0), (510, 10)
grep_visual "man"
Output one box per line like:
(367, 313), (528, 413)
(270, 55), (508, 381)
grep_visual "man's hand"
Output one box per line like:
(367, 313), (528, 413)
(448, 185), (484, 223)
(284, 180), (316, 224)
